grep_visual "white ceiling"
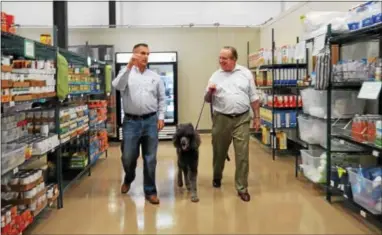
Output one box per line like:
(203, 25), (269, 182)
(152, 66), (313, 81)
(1, 0), (286, 28)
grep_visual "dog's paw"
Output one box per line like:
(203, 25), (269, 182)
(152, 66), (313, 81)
(177, 180), (183, 188)
(191, 195), (199, 203)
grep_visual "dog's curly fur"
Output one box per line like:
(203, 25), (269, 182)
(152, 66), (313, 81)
(172, 123), (201, 202)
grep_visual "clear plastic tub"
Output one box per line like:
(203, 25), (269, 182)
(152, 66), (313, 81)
(300, 88), (366, 119)
(348, 169), (382, 215)
(1, 144), (26, 174)
(300, 149), (326, 183)
(298, 115), (349, 146)
(298, 115), (325, 144)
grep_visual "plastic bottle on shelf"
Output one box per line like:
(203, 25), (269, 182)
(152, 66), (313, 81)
(352, 115), (361, 141)
(375, 120), (382, 147)
(375, 58), (382, 81)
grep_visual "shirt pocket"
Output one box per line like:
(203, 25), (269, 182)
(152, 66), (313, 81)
(234, 77), (249, 94)
(143, 80), (157, 96)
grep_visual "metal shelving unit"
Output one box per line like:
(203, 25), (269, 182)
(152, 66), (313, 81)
(247, 29), (310, 160)
(325, 23), (382, 229)
(1, 30), (109, 215)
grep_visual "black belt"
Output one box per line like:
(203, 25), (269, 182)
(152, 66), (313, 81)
(125, 112), (156, 120)
(220, 110), (249, 118)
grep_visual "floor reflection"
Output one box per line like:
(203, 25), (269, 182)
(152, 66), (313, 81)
(24, 137), (379, 235)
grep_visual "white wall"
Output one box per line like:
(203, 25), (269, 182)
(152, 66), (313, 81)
(14, 27), (259, 130)
(259, 0), (365, 49)
(1, 0), (283, 27)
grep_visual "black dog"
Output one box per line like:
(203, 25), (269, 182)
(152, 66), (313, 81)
(172, 123), (201, 202)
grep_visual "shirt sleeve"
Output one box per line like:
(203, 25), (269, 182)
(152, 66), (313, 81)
(112, 66), (131, 91)
(247, 70), (260, 102)
(157, 77), (166, 120)
(205, 72), (216, 94)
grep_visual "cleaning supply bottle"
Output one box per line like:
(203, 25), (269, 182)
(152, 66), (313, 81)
(375, 120), (382, 147)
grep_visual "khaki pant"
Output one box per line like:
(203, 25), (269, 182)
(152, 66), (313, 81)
(211, 111), (251, 193)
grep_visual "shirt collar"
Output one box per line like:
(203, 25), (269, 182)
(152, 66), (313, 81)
(132, 65), (147, 74)
(219, 64), (241, 73)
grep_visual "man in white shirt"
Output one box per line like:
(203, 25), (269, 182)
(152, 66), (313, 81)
(204, 46), (260, 202)
(112, 43), (165, 205)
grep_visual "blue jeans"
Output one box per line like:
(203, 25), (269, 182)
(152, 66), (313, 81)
(122, 114), (158, 196)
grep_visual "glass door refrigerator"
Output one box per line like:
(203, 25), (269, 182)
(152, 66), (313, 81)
(115, 52), (178, 140)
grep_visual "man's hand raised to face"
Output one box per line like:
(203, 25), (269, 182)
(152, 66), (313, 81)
(127, 53), (141, 69)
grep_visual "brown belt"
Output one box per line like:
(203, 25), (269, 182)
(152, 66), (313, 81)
(219, 110), (249, 118)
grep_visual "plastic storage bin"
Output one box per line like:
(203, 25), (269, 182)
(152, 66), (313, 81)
(298, 115), (348, 146)
(1, 144), (26, 174)
(348, 168), (382, 215)
(300, 88), (366, 119)
(300, 149), (326, 183)
(298, 115), (325, 144)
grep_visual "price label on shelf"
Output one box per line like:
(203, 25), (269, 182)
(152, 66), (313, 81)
(24, 39), (35, 59)
(339, 139), (345, 145)
(358, 81), (382, 100)
(372, 150), (379, 157)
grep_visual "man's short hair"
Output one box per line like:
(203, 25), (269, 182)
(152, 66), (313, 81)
(133, 43), (149, 51)
(223, 46), (238, 61)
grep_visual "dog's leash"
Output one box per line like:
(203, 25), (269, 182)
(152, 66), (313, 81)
(194, 97), (230, 162)
(195, 99), (206, 131)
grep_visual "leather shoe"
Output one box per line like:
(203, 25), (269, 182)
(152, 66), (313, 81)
(121, 184), (130, 194)
(145, 194), (160, 205)
(238, 191), (251, 202)
(213, 179), (221, 188)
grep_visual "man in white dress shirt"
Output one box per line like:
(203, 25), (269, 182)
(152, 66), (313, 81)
(112, 43), (165, 205)
(204, 46), (260, 202)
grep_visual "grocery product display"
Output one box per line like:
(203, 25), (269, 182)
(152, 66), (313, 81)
(260, 107), (297, 129)
(1, 11), (15, 34)
(260, 126), (288, 150)
(88, 100), (109, 164)
(68, 67), (102, 95)
(248, 44), (307, 68)
(247, 33), (309, 160)
(1, 58), (56, 103)
(255, 68), (310, 87)
(301, 1), (382, 40)
(1, 29), (110, 230)
(106, 95), (117, 139)
(295, 18), (382, 229)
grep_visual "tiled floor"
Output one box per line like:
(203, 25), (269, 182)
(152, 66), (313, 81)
(26, 135), (379, 234)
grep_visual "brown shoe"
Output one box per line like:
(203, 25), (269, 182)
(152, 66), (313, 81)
(121, 184), (130, 194)
(238, 191), (251, 202)
(145, 194), (160, 205)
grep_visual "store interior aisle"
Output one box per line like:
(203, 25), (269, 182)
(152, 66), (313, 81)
(26, 135), (376, 234)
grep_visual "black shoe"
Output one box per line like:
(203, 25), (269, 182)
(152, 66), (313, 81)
(213, 179), (221, 188)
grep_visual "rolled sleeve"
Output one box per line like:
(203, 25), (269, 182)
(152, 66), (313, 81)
(249, 77), (260, 102)
(243, 69), (259, 102)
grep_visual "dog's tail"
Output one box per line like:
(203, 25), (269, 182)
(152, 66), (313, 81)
(226, 155), (230, 161)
